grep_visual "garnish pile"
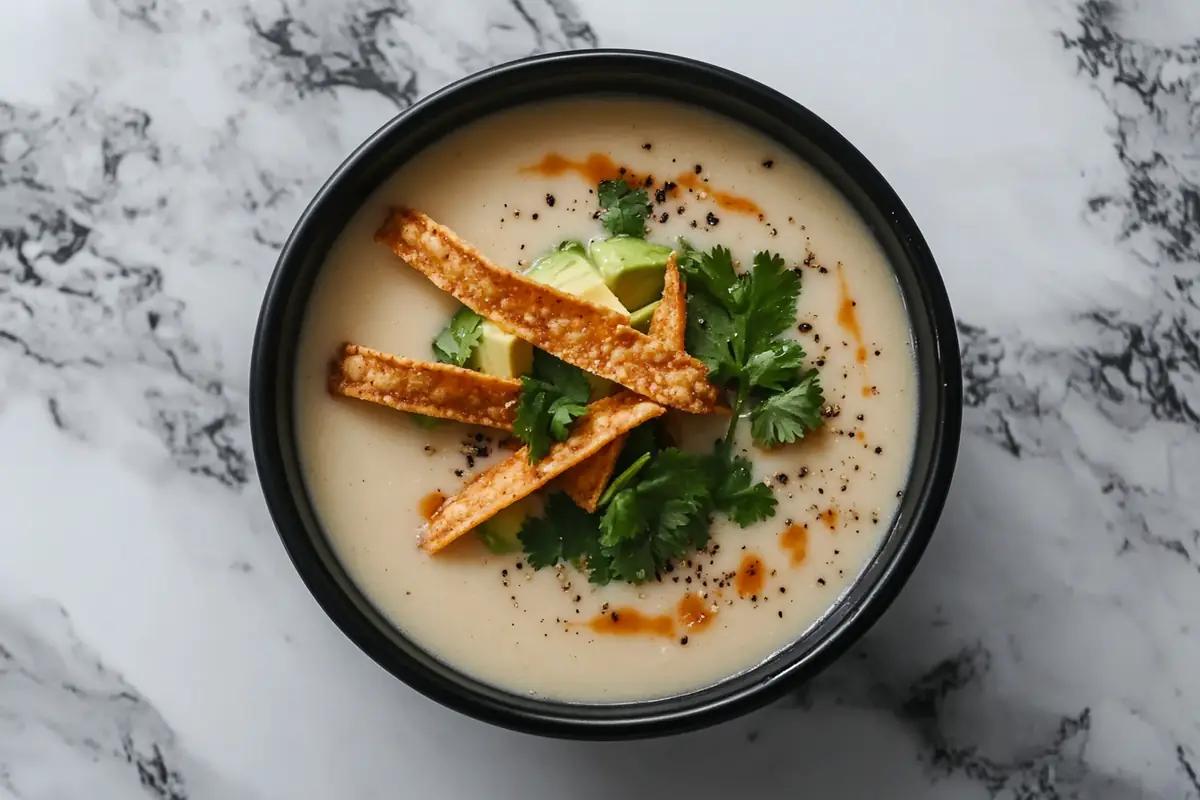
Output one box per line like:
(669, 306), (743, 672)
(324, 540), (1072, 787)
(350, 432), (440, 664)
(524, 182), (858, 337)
(332, 170), (826, 585)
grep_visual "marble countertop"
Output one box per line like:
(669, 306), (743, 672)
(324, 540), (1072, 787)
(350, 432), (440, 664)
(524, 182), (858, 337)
(2, 0), (1198, 797)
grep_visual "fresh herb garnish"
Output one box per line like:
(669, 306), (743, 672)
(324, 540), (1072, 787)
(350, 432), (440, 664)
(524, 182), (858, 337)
(518, 492), (597, 570)
(713, 452), (777, 526)
(517, 440), (776, 585)
(597, 179), (650, 238)
(749, 369), (825, 446)
(678, 242), (825, 449)
(432, 306), (484, 367)
(513, 350), (591, 461)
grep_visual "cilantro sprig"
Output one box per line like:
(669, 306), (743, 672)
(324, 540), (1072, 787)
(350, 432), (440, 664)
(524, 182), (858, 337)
(414, 306), (488, 429)
(678, 242), (825, 449)
(432, 306), (484, 366)
(513, 350), (591, 461)
(597, 179), (650, 238)
(517, 429), (776, 585)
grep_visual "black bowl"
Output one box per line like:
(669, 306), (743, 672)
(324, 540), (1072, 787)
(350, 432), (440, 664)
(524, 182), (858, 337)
(250, 49), (962, 739)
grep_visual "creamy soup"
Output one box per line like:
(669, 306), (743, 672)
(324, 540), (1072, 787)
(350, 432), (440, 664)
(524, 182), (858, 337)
(294, 97), (917, 702)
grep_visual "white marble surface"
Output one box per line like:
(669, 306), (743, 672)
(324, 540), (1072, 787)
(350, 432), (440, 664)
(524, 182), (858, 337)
(1, 0), (1198, 797)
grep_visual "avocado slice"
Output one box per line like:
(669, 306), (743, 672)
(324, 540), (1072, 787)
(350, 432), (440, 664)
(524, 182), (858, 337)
(588, 236), (672, 311)
(475, 499), (531, 554)
(526, 241), (627, 313)
(628, 300), (660, 333)
(470, 321), (532, 379)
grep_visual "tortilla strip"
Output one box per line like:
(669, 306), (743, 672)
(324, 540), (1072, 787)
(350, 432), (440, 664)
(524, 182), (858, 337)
(559, 437), (625, 511)
(376, 208), (718, 414)
(649, 253), (686, 351)
(421, 393), (665, 553)
(330, 344), (520, 430)
(559, 254), (686, 511)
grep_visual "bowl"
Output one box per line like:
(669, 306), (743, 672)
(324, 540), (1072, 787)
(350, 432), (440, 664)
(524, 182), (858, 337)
(250, 49), (962, 739)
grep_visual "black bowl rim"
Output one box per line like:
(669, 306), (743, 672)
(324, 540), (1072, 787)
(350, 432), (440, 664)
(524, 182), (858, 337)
(250, 48), (962, 739)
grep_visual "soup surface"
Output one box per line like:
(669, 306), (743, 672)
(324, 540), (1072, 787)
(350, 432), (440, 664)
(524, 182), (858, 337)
(294, 97), (917, 702)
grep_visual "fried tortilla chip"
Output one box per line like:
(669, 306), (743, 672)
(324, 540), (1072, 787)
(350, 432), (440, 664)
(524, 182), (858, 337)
(649, 253), (686, 351)
(559, 254), (687, 511)
(559, 437), (625, 512)
(420, 393), (665, 554)
(376, 208), (718, 414)
(330, 344), (520, 430)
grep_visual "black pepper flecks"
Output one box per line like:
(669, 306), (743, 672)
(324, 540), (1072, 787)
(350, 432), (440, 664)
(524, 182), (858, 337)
(642, 142), (653, 150)
(658, 212), (669, 223)
(694, 164), (703, 174)
(676, 205), (686, 215)
(545, 194), (555, 207)
(762, 159), (774, 168)
(531, 213), (539, 220)
(654, 188), (668, 204)
(706, 212), (719, 226)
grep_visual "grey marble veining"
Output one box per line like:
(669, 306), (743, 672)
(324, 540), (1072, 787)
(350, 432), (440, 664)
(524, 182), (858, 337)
(1, 0), (1198, 797)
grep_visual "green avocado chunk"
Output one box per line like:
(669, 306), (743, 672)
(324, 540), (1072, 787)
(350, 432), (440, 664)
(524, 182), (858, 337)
(526, 241), (627, 312)
(475, 499), (531, 554)
(470, 321), (532, 379)
(628, 300), (660, 333)
(588, 236), (672, 311)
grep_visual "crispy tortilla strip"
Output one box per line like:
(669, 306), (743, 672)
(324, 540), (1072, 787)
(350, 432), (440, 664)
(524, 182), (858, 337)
(376, 208), (718, 414)
(330, 344), (519, 430)
(559, 254), (688, 511)
(560, 438), (625, 512)
(649, 253), (686, 351)
(421, 393), (665, 553)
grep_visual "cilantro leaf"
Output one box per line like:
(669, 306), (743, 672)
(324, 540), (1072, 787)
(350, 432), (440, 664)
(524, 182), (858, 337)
(518, 493), (596, 569)
(432, 307), (484, 366)
(685, 291), (741, 384)
(604, 538), (656, 584)
(680, 243), (825, 450)
(409, 413), (442, 430)
(714, 454), (778, 526)
(549, 396), (589, 440)
(514, 380), (553, 460)
(598, 180), (650, 237)
(517, 507), (561, 569)
(532, 352), (591, 405)
(513, 351), (593, 461)
(745, 339), (806, 391)
(598, 489), (647, 547)
(741, 251), (801, 354)
(677, 243), (740, 310)
(595, 448), (715, 582)
(582, 536), (616, 585)
(749, 369), (825, 446)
